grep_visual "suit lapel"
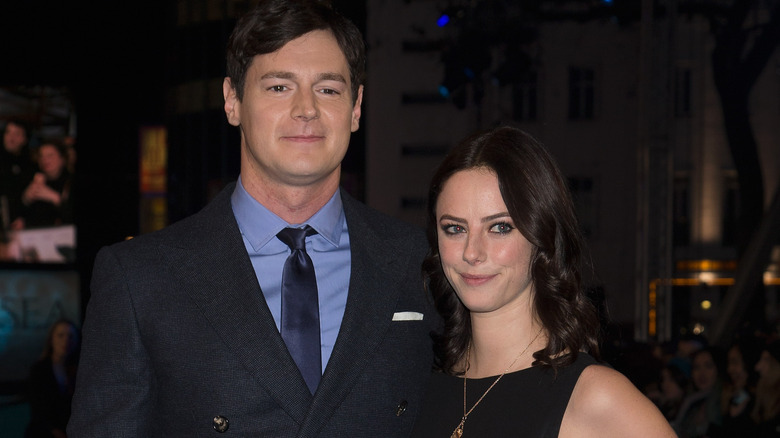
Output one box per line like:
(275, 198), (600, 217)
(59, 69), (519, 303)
(162, 185), (313, 423)
(297, 192), (413, 436)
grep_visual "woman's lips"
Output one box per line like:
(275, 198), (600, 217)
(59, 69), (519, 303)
(460, 273), (496, 287)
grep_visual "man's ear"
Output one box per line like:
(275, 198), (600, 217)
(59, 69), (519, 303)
(351, 85), (364, 133)
(223, 78), (241, 127)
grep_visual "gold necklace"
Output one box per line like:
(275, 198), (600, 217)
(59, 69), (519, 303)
(450, 329), (543, 438)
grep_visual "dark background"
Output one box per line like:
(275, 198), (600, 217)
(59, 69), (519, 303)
(2, 2), (220, 315)
(2, 1), (170, 263)
(1, 2), (366, 292)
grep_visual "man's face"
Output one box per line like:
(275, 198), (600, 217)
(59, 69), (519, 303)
(3, 123), (27, 154)
(223, 30), (363, 193)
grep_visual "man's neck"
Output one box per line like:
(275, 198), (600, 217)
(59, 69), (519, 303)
(241, 174), (339, 224)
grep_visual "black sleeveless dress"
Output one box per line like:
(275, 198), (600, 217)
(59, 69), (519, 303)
(411, 353), (598, 438)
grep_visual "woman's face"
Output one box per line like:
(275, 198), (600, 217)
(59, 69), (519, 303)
(755, 351), (780, 385)
(727, 346), (748, 388)
(436, 168), (535, 317)
(38, 144), (65, 179)
(3, 122), (27, 153)
(50, 322), (77, 359)
(691, 350), (718, 391)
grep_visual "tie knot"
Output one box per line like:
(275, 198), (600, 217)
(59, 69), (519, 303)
(277, 225), (317, 250)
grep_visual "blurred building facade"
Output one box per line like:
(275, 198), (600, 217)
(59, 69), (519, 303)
(363, 0), (780, 342)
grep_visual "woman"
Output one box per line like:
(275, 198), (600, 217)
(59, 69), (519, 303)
(752, 339), (780, 437)
(654, 362), (690, 421)
(16, 142), (73, 229)
(720, 336), (762, 435)
(411, 126), (674, 437)
(673, 346), (725, 437)
(25, 319), (80, 438)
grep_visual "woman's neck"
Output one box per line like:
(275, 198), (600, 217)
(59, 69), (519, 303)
(51, 351), (65, 365)
(466, 312), (545, 378)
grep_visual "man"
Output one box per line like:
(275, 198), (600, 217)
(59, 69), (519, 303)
(68, 1), (435, 437)
(0, 120), (35, 229)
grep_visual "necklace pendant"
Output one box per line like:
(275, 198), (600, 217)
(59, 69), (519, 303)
(451, 420), (464, 438)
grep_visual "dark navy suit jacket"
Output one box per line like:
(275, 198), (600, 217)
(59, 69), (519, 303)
(68, 183), (435, 437)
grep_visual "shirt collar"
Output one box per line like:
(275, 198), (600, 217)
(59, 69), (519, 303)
(231, 176), (345, 252)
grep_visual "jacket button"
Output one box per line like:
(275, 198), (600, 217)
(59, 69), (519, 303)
(395, 400), (408, 417)
(213, 415), (229, 433)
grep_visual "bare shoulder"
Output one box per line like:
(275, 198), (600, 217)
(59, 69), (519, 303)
(559, 364), (677, 438)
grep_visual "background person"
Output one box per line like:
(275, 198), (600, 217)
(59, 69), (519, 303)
(752, 339), (780, 437)
(719, 335), (762, 436)
(649, 362), (690, 421)
(673, 346), (726, 438)
(16, 142), (74, 229)
(25, 319), (80, 438)
(0, 120), (35, 229)
(68, 1), (435, 436)
(411, 126), (675, 437)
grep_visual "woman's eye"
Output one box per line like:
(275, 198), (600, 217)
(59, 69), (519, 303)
(490, 222), (514, 234)
(441, 224), (465, 235)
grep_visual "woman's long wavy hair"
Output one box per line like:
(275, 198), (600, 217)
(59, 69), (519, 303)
(423, 126), (601, 374)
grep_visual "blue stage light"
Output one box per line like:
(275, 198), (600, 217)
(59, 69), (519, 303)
(438, 85), (450, 97)
(437, 14), (450, 27)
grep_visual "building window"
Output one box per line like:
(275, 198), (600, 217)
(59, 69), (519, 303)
(401, 39), (445, 53)
(401, 92), (447, 105)
(568, 67), (594, 120)
(674, 67), (692, 118)
(673, 174), (691, 246)
(513, 70), (538, 121)
(722, 172), (740, 247)
(568, 176), (596, 237)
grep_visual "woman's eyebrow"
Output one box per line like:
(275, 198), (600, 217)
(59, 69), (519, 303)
(481, 212), (511, 223)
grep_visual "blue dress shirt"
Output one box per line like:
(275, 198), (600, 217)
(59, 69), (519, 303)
(231, 177), (351, 372)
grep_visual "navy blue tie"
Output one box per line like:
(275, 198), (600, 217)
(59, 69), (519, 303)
(277, 226), (321, 394)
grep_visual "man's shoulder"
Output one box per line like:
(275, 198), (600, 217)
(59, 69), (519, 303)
(105, 183), (236, 253)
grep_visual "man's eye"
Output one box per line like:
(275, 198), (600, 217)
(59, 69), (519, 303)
(269, 85), (287, 92)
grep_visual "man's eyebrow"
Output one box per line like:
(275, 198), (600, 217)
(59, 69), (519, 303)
(317, 72), (347, 83)
(260, 71), (294, 80)
(259, 71), (347, 83)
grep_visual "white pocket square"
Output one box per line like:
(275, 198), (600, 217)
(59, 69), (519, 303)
(392, 311), (424, 321)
